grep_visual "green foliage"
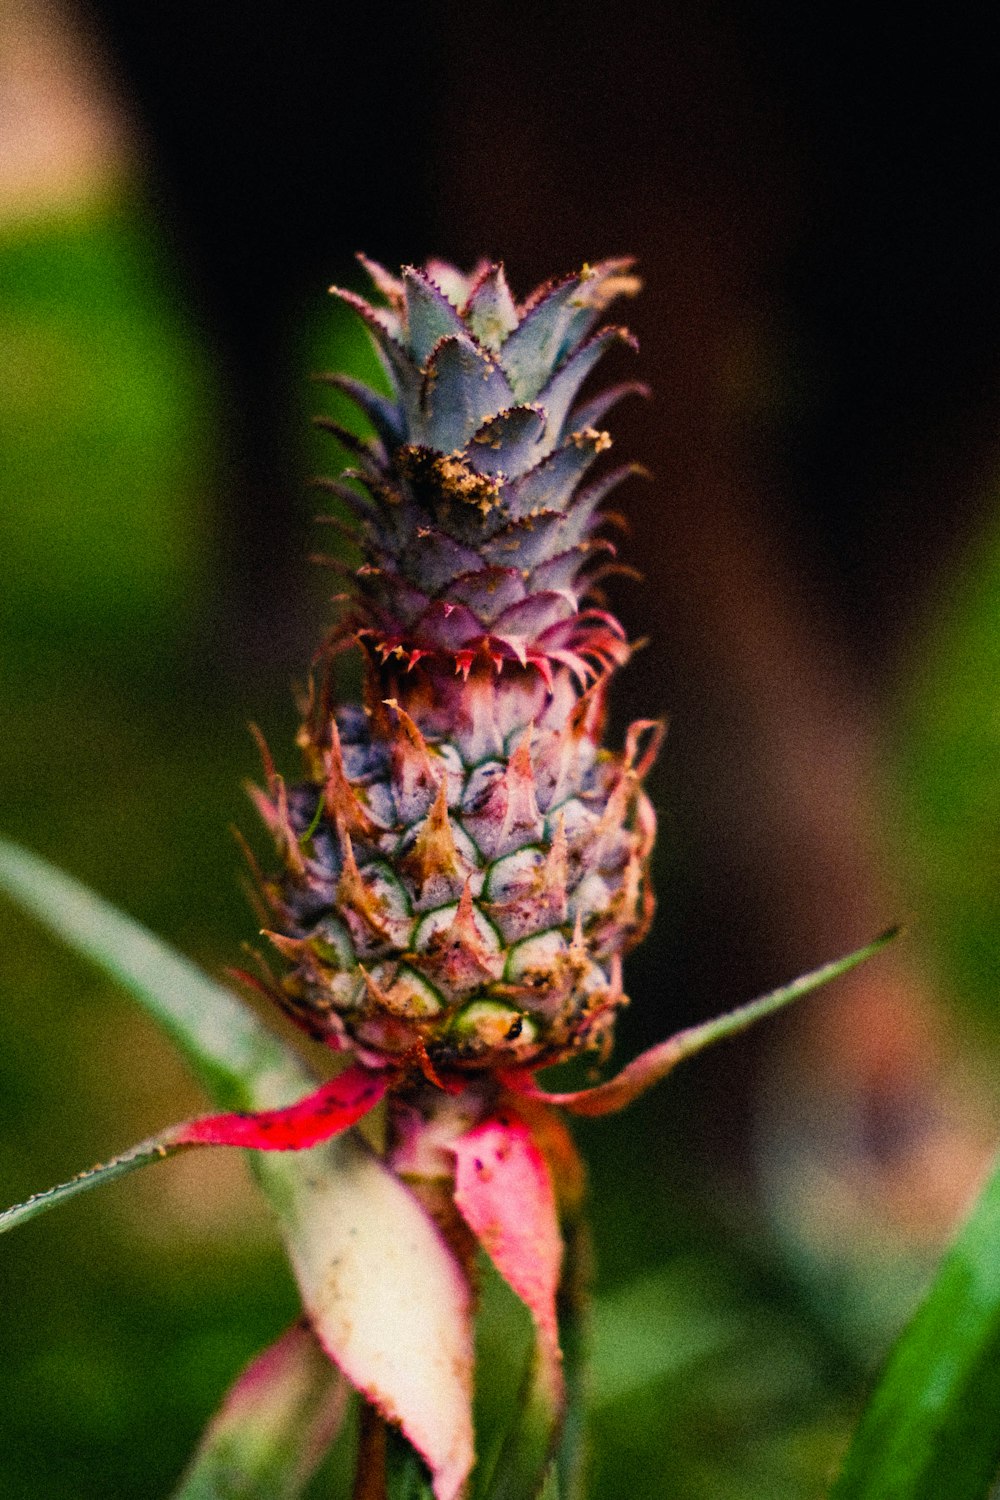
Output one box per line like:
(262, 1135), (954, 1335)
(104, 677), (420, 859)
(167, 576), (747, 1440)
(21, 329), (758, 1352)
(386, 1427), (437, 1500)
(830, 1149), (1000, 1499)
(893, 517), (1000, 1030)
(0, 203), (214, 642)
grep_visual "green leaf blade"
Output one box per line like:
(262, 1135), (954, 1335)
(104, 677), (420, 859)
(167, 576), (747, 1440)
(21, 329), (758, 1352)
(672, 925), (902, 1066)
(0, 836), (309, 1111)
(831, 1152), (1000, 1500)
(0, 1134), (182, 1234)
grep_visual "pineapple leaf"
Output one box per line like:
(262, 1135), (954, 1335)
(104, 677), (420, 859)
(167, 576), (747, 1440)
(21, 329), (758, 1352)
(504, 432), (607, 521)
(0, 839), (477, 1500)
(515, 927), (900, 1117)
(465, 405), (547, 480)
(403, 266), (469, 367)
(828, 1144), (1000, 1499)
(464, 265), (519, 353)
(454, 1114), (565, 1500)
(0, 1068), (388, 1236)
(657, 925), (902, 1068)
(0, 1132), (200, 1236)
(534, 325), (636, 447)
(256, 1131), (476, 1500)
(0, 836), (310, 1111)
(171, 1322), (348, 1500)
(498, 274), (595, 403)
(419, 336), (514, 454)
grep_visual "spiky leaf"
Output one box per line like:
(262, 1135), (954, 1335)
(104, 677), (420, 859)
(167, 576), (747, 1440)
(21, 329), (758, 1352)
(510, 928), (900, 1116)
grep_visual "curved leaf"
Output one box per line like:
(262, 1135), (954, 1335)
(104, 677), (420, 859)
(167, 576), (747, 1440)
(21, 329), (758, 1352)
(453, 1112), (563, 1409)
(511, 929), (900, 1117)
(0, 1067), (389, 1236)
(0, 840), (477, 1500)
(173, 1322), (348, 1500)
(0, 836), (308, 1110)
(257, 1132), (476, 1500)
(453, 1111), (564, 1500)
(830, 1149), (1000, 1500)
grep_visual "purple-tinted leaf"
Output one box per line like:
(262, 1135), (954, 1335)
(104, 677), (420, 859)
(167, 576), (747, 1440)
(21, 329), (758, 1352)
(364, 568), (436, 630)
(503, 434), (608, 521)
(499, 260), (638, 402)
(418, 337), (514, 454)
(413, 599), (484, 652)
(448, 567), (527, 625)
(424, 258), (477, 310)
(535, 327), (636, 446)
(486, 465), (643, 577)
(330, 285), (422, 424)
(555, 258), (640, 358)
(257, 1131), (475, 1500)
(466, 406), (548, 479)
(528, 546), (596, 602)
(569, 379), (650, 434)
(399, 529), (484, 594)
(315, 372), (405, 449)
(311, 475), (387, 538)
(357, 253), (406, 316)
(173, 1322), (348, 1500)
(480, 511), (570, 571)
(498, 274), (590, 403)
(312, 415), (387, 468)
(464, 264), (520, 352)
(492, 592), (575, 644)
(404, 266), (470, 366)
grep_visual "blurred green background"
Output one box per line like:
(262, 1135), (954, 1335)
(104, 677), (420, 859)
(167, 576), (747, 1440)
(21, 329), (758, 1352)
(3, 3), (1000, 1497)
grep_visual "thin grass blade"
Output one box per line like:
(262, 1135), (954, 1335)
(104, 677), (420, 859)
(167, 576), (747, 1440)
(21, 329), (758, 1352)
(829, 1150), (1000, 1500)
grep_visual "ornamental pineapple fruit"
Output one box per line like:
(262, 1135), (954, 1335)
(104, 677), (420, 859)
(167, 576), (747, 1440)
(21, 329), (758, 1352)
(251, 256), (662, 1078)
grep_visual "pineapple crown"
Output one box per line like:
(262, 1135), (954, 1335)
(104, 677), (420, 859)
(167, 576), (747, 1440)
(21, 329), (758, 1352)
(317, 255), (648, 689)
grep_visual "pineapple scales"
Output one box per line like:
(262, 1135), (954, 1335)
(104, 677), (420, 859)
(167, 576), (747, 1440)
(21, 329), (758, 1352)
(252, 257), (663, 1079)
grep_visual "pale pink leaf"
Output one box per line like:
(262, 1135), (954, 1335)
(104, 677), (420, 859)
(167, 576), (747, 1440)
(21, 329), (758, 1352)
(256, 1130), (475, 1500)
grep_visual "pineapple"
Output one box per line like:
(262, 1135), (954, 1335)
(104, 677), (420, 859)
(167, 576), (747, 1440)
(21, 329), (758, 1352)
(251, 256), (663, 1082)
(0, 253), (895, 1500)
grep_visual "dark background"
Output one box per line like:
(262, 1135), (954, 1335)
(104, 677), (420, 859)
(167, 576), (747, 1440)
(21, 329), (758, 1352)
(86, 0), (1000, 645)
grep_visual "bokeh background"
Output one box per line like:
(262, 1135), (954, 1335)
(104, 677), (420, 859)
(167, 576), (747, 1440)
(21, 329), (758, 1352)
(3, 2), (1000, 1495)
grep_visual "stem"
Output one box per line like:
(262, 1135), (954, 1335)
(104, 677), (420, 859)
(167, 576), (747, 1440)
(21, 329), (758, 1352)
(556, 1212), (594, 1500)
(386, 1080), (493, 1283)
(352, 1401), (388, 1500)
